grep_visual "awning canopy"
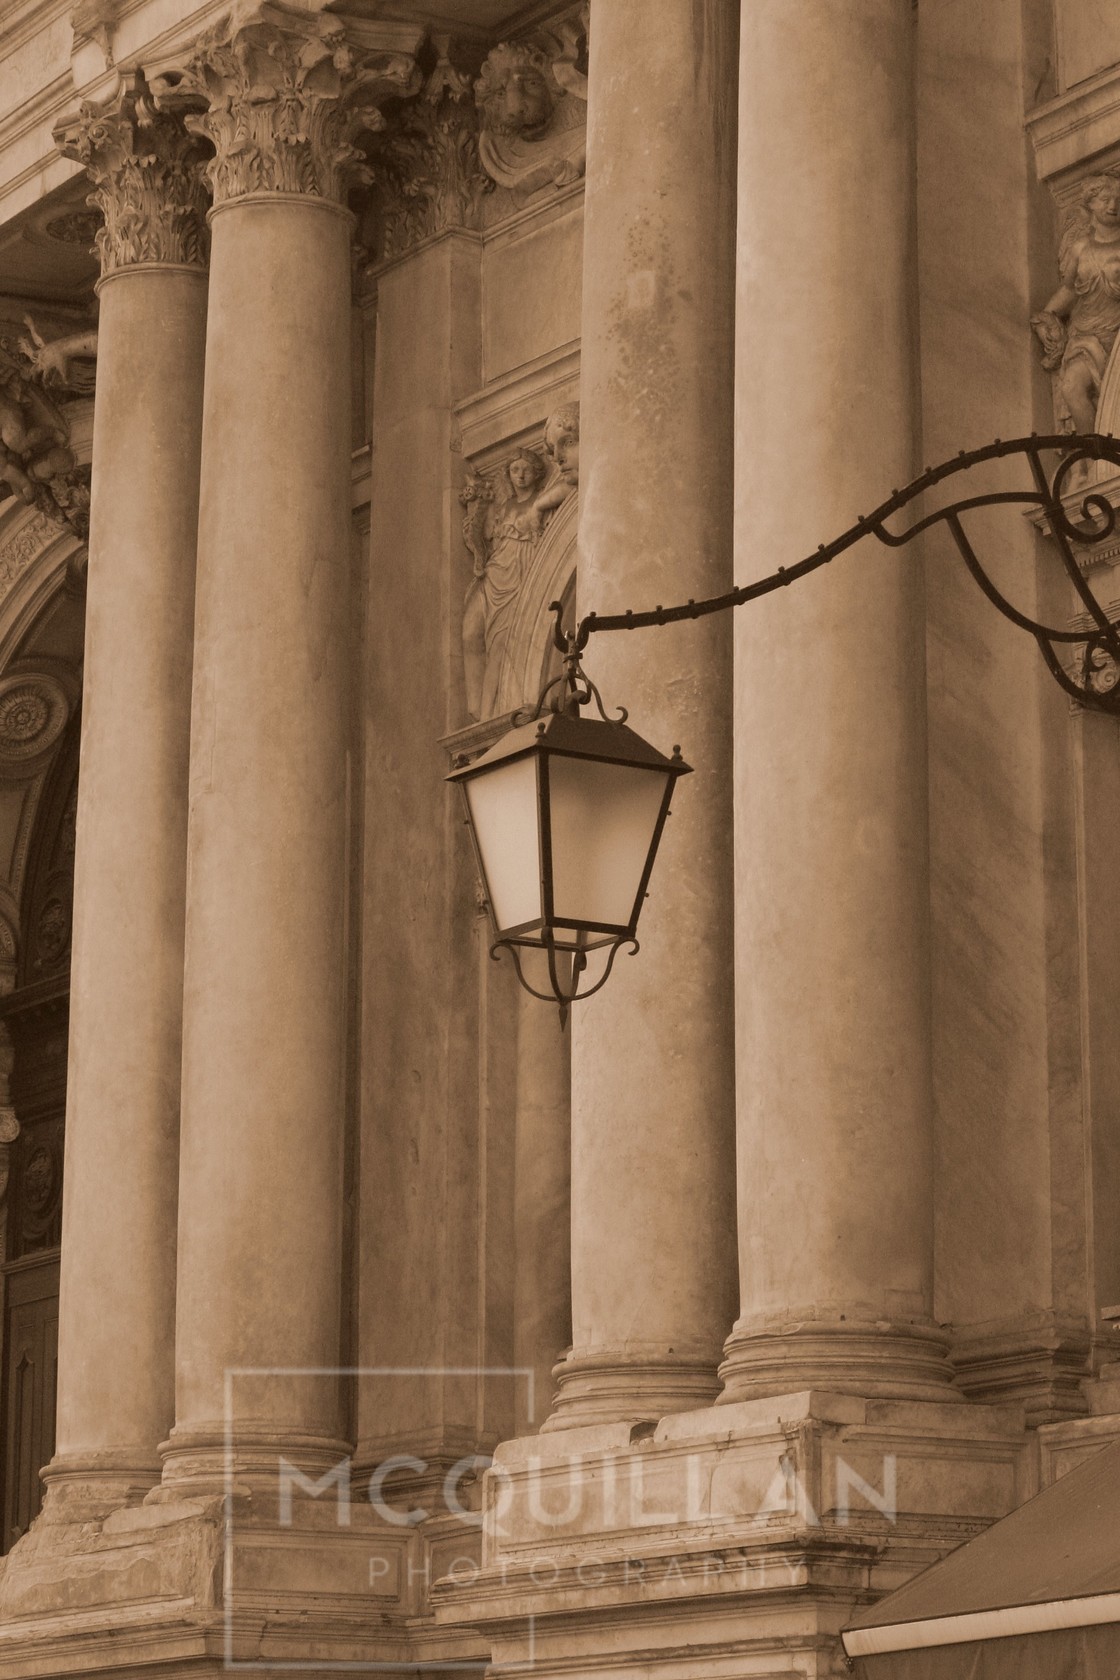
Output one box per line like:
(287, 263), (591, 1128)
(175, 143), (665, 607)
(841, 1438), (1120, 1680)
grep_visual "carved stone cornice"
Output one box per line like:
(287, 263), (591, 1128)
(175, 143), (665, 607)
(366, 45), (491, 261)
(163, 5), (422, 210)
(54, 73), (210, 277)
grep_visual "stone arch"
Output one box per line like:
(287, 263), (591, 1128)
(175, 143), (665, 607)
(0, 503), (85, 963)
(0, 501), (84, 1550)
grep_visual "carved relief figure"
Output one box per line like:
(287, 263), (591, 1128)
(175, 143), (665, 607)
(536, 401), (580, 517)
(0, 359), (75, 509)
(474, 25), (587, 196)
(462, 449), (549, 720)
(0, 322), (97, 538)
(1032, 173), (1120, 434)
(460, 402), (581, 721)
(18, 319), (98, 395)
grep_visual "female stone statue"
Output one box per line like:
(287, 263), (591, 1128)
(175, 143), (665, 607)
(1032, 173), (1120, 435)
(461, 448), (550, 720)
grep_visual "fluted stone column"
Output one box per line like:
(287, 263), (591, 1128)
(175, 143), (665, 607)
(548, 0), (738, 1428)
(43, 81), (208, 1510)
(159, 15), (419, 1482)
(720, 0), (951, 1402)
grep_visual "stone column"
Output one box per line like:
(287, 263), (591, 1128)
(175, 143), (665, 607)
(549, 0), (738, 1428)
(720, 0), (951, 1402)
(159, 15), (419, 1481)
(513, 978), (570, 1433)
(44, 80), (208, 1509)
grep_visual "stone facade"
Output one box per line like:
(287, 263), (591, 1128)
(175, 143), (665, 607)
(0, 1), (1115, 1678)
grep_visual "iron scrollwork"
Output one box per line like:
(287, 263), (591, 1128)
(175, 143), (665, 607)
(572, 432), (1120, 715)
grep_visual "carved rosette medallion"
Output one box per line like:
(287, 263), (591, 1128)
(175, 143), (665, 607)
(166, 10), (421, 209)
(0, 676), (70, 768)
(54, 73), (210, 276)
(0, 513), (56, 599)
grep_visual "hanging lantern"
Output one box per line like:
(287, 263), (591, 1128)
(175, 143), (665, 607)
(448, 692), (690, 1023)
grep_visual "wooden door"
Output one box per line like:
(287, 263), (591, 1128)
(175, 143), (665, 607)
(1, 1256), (58, 1549)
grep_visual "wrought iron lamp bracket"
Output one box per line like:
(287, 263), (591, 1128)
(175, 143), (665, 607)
(469, 432), (1120, 1022)
(564, 432), (1120, 714)
(489, 932), (639, 1029)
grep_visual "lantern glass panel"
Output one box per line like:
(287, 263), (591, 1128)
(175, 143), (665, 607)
(465, 754), (542, 933)
(547, 754), (671, 930)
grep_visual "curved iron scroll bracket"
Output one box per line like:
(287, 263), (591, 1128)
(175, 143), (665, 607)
(572, 432), (1120, 714)
(491, 934), (640, 1030)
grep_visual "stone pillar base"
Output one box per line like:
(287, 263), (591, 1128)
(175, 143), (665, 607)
(949, 1313), (1094, 1424)
(38, 1450), (162, 1523)
(543, 1347), (722, 1432)
(0, 1469), (487, 1679)
(719, 1317), (959, 1405)
(436, 1392), (1031, 1680)
(157, 1426), (353, 1499)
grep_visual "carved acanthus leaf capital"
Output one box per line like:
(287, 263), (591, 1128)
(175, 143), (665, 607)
(54, 73), (210, 275)
(365, 42), (491, 261)
(161, 5), (422, 209)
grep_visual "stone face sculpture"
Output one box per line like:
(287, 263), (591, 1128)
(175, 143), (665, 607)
(1032, 172), (1120, 434)
(474, 26), (587, 196)
(460, 402), (580, 721)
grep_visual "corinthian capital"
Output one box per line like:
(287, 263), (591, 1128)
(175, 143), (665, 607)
(160, 4), (423, 209)
(54, 73), (210, 276)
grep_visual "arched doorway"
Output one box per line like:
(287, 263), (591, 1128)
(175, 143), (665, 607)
(0, 711), (78, 1546)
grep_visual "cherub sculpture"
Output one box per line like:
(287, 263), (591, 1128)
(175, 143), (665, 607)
(1032, 172), (1120, 434)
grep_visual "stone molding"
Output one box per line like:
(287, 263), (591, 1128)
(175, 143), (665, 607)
(1028, 59), (1120, 183)
(718, 1317), (960, 1407)
(450, 1394), (1030, 1680)
(950, 1315), (1093, 1425)
(454, 337), (580, 465)
(54, 72), (210, 275)
(161, 5), (422, 210)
